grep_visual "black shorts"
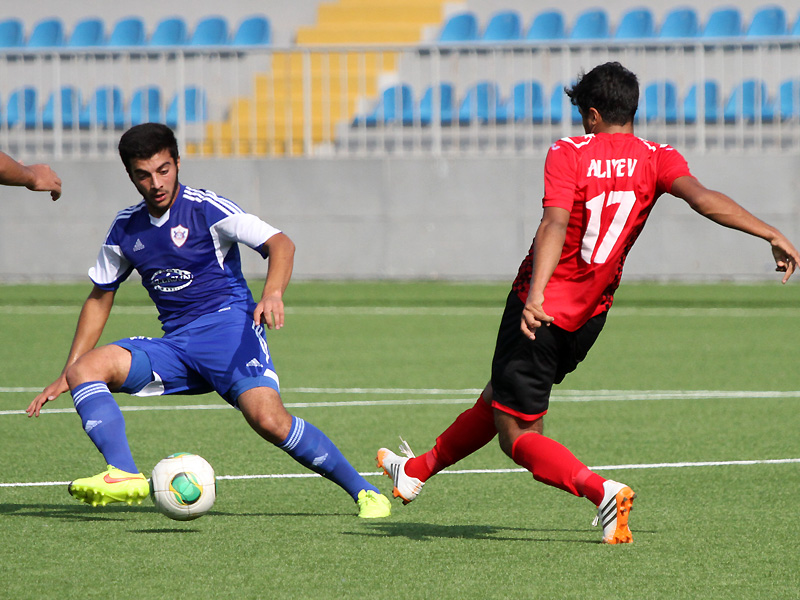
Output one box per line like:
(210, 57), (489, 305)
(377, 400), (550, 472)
(490, 291), (606, 420)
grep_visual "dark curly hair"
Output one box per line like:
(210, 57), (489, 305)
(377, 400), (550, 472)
(566, 62), (639, 125)
(118, 123), (179, 174)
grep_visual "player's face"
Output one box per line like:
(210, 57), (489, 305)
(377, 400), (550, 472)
(128, 149), (181, 218)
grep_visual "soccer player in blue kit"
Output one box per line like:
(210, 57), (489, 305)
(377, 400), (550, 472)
(26, 123), (391, 519)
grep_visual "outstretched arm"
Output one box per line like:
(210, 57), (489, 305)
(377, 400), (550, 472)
(0, 152), (62, 200)
(26, 286), (115, 417)
(671, 175), (799, 283)
(522, 206), (571, 340)
(253, 233), (296, 330)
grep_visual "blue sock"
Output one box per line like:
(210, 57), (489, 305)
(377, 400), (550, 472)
(278, 416), (378, 501)
(71, 381), (138, 474)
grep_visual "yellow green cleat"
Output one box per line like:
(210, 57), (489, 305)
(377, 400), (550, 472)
(356, 489), (392, 519)
(68, 465), (150, 507)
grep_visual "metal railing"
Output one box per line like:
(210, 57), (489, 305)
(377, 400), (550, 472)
(1, 38), (799, 159)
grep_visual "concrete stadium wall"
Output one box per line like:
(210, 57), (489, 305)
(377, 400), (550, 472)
(2, 152), (798, 283)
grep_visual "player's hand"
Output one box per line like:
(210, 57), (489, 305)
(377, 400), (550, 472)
(27, 376), (69, 418)
(770, 234), (800, 284)
(520, 302), (554, 340)
(25, 163), (62, 201)
(254, 294), (285, 330)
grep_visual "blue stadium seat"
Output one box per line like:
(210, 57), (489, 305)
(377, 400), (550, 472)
(68, 18), (104, 47)
(549, 83), (581, 124)
(438, 13), (479, 42)
(353, 84), (414, 126)
(41, 86), (81, 129)
(683, 81), (720, 123)
(482, 10), (521, 42)
(129, 87), (164, 125)
(569, 9), (609, 40)
(659, 8), (699, 38)
(6, 87), (37, 128)
(418, 83), (455, 125)
(149, 17), (188, 46)
(525, 10), (565, 40)
(641, 81), (678, 123)
(79, 86), (125, 129)
(792, 12), (800, 36)
(166, 87), (209, 127)
(724, 79), (775, 123)
(615, 8), (654, 39)
(232, 15), (271, 46)
(778, 79), (800, 120)
(458, 81), (507, 124)
(108, 17), (146, 47)
(0, 19), (24, 48)
(190, 16), (228, 46)
(746, 6), (787, 37)
(509, 80), (545, 123)
(27, 18), (64, 48)
(702, 8), (742, 38)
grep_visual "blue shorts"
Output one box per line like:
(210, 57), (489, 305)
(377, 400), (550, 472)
(113, 304), (280, 408)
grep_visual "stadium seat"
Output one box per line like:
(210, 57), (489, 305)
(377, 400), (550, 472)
(438, 13), (479, 42)
(108, 17), (146, 47)
(569, 9), (609, 40)
(418, 83), (455, 125)
(659, 8), (699, 38)
(27, 18), (64, 48)
(166, 87), (209, 127)
(232, 15), (271, 46)
(79, 86), (125, 129)
(6, 87), (37, 128)
(482, 10), (522, 42)
(641, 81), (678, 123)
(792, 12), (800, 36)
(549, 83), (581, 124)
(353, 84), (414, 126)
(41, 86), (81, 129)
(525, 10), (565, 40)
(745, 6), (787, 37)
(149, 17), (188, 46)
(723, 79), (775, 123)
(702, 8), (742, 38)
(129, 86), (164, 125)
(683, 81), (721, 124)
(458, 81), (507, 124)
(0, 18), (24, 48)
(615, 8), (655, 39)
(189, 16), (229, 46)
(509, 80), (545, 123)
(778, 79), (800, 120)
(67, 17), (104, 47)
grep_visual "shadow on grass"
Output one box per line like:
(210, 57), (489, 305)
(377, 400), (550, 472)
(0, 502), (154, 521)
(348, 521), (601, 544)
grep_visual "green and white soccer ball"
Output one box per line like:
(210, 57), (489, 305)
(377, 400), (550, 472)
(150, 453), (216, 521)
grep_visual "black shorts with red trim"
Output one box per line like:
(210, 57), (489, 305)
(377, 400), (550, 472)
(490, 291), (606, 421)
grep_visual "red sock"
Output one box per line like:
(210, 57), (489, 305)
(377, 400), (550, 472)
(511, 432), (606, 505)
(405, 395), (497, 482)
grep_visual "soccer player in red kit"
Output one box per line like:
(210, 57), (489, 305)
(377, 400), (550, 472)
(377, 62), (800, 544)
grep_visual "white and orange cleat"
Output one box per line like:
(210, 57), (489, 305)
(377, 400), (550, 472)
(376, 438), (424, 505)
(593, 479), (636, 544)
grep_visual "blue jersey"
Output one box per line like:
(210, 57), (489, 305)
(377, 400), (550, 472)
(90, 184), (281, 333)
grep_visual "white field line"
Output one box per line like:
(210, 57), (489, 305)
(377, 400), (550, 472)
(2, 305), (800, 318)
(3, 457), (799, 488)
(2, 388), (800, 416)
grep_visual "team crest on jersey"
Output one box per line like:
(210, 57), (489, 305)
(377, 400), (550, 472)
(170, 225), (189, 247)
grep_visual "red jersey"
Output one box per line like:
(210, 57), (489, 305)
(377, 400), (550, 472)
(512, 132), (692, 331)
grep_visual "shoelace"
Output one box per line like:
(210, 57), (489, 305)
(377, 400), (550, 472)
(398, 436), (416, 459)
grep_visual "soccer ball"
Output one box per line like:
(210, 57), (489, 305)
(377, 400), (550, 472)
(150, 453), (216, 521)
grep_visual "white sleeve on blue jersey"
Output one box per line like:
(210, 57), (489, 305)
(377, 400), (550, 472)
(88, 243), (133, 289)
(210, 213), (281, 267)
